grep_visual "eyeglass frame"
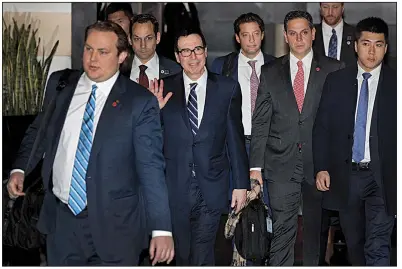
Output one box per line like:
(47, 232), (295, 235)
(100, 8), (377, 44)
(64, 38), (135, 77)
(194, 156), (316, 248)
(177, 46), (206, 57)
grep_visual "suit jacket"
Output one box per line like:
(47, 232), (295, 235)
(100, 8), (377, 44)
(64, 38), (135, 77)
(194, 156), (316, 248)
(161, 71), (250, 213)
(313, 64), (397, 215)
(121, 53), (182, 79)
(12, 70), (172, 262)
(313, 22), (356, 67)
(249, 52), (345, 184)
(210, 51), (276, 81)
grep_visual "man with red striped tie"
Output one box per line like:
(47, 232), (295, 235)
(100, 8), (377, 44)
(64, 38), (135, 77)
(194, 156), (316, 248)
(249, 10), (344, 266)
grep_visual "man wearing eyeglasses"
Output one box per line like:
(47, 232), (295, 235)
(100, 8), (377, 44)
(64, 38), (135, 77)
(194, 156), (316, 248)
(148, 28), (249, 265)
(124, 14), (181, 87)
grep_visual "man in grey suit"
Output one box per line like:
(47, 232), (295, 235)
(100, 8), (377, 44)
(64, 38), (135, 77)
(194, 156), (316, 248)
(249, 11), (344, 266)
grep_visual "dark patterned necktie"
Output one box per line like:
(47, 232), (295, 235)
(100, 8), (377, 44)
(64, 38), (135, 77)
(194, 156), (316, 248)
(138, 65), (149, 88)
(328, 29), (338, 59)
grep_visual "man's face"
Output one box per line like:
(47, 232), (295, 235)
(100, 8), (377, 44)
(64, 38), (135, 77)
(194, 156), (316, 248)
(284, 18), (315, 59)
(108, 11), (131, 36)
(320, 3), (344, 26)
(175, 34), (207, 80)
(131, 22), (160, 64)
(83, 30), (127, 82)
(235, 22), (264, 58)
(355, 31), (387, 72)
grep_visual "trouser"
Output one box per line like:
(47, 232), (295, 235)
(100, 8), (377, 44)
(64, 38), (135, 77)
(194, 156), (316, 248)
(339, 169), (394, 266)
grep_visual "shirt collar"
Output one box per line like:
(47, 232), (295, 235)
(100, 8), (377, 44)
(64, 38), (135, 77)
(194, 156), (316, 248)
(238, 49), (264, 66)
(133, 52), (159, 70)
(83, 70), (119, 97)
(357, 62), (382, 80)
(289, 48), (314, 68)
(322, 19), (344, 37)
(183, 67), (208, 89)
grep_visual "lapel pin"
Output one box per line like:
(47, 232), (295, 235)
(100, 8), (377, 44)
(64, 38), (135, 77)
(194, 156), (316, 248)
(112, 100), (120, 107)
(161, 70), (164, 74)
(347, 36), (352, 46)
(316, 67), (320, 72)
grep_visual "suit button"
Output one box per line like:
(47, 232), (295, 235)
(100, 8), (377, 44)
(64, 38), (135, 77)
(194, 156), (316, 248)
(192, 143), (196, 147)
(345, 159), (349, 164)
(298, 121), (302, 125)
(189, 163), (193, 167)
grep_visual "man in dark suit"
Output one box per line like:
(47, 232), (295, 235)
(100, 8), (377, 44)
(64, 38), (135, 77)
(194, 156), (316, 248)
(313, 17), (396, 266)
(249, 11), (344, 266)
(313, 3), (356, 67)
(7, 21), (174, 266)
(149, 28), (249, 265)
(210, 13), (275, 265)
(122, 14), (181, 86)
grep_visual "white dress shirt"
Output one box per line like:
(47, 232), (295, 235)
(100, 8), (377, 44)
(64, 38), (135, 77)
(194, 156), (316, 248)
(250, 49), (314, 172)
(130, 53), (160, 82)
(183, 68), (208, 127)
(289, 48), (313, 93)
(238, 50), (264, 135)
(322, 19), (344, 61)
(11, 70), (170, 238)
(353, 63), (382, 163)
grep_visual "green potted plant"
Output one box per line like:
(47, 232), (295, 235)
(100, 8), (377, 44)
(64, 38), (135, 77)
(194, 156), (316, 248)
(2, 18), (59, 179)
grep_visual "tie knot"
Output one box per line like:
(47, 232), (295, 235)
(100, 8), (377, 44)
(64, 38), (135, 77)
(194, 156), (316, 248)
(139, 65), (147, 72)
(362, 72), (372, 80)
(332, 28), (336, 35)
(190, 83), (198, 91)
(248, 60), (257, 69)
(297, 60), (303, 68)
(91, 84), (97, 93)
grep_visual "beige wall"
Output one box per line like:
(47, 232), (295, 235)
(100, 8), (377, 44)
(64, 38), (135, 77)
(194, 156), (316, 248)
(3, 3), (72, 74)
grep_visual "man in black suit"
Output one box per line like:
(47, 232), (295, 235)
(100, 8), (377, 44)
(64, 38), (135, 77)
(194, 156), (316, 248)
(123, 14), (181, 87)
(105, 3), (133, 37)
(149, 28), (249, 265)
(249, 11), (344, 266)
(7, 21), (174, 266)
(313, 17), (396, 266)
(313, 3), (356, 66)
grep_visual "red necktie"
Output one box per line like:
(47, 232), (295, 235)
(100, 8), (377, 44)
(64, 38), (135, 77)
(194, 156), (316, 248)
(293, 60), (305, 113)
(138, 65), (149, 88)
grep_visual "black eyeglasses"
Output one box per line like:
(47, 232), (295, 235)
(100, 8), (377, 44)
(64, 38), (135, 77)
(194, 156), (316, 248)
(178, 46), (205, 57)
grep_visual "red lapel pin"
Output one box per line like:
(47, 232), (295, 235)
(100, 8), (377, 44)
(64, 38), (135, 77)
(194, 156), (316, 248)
(316, 67), (320, 72)
(112, 100), (120, 107)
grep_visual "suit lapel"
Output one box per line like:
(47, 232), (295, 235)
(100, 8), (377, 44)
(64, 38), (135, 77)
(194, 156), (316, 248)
(300, 55), (320, 118)
(91, 74), (127, 156)
(315, 24), (326, 56)
(159, 56), (171, 79)
(341, 23), (354, 62)
(195, 72), (217, 142)
(232, 56), (239, 82)
(280, 55), (300, 113)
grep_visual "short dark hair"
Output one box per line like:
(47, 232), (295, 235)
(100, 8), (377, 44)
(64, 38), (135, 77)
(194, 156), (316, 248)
(85, 21), (130, 55)
(233, 13), (265, 35)
(105, 3), (134, 20)
(130, 13), (159, 38)
(355, 17), (389, 44)
(174, 28), (207, 52)
(284, 10), (314, 32)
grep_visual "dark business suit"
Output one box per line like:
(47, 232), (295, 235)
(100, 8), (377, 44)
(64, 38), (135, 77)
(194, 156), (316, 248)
(210, 51), (276, 265)
(249, 52), (344, 266)
(161, 71), (249, 265)
(12, 70), (172, 265)
(313, 64), (396, 265)
(313, 22), (356, 67)
(121, 53), (182, 79)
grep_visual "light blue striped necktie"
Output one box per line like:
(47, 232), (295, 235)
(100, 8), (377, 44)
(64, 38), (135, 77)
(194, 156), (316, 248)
(328, 28), (338, 59)
(187, 83), (198, 136)
(352, 72), (371, 163)
(68, 84), (97, 215)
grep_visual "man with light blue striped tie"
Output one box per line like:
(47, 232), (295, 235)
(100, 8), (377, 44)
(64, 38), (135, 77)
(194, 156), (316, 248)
(8, 21), (174, 266)
(313, 17), (396, 266)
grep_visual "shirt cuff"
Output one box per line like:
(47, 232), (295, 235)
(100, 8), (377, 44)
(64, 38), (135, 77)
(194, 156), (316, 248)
(152, 231), (172, 238)
(10, 169), (25, 176)
(250, 168), (262, 171)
